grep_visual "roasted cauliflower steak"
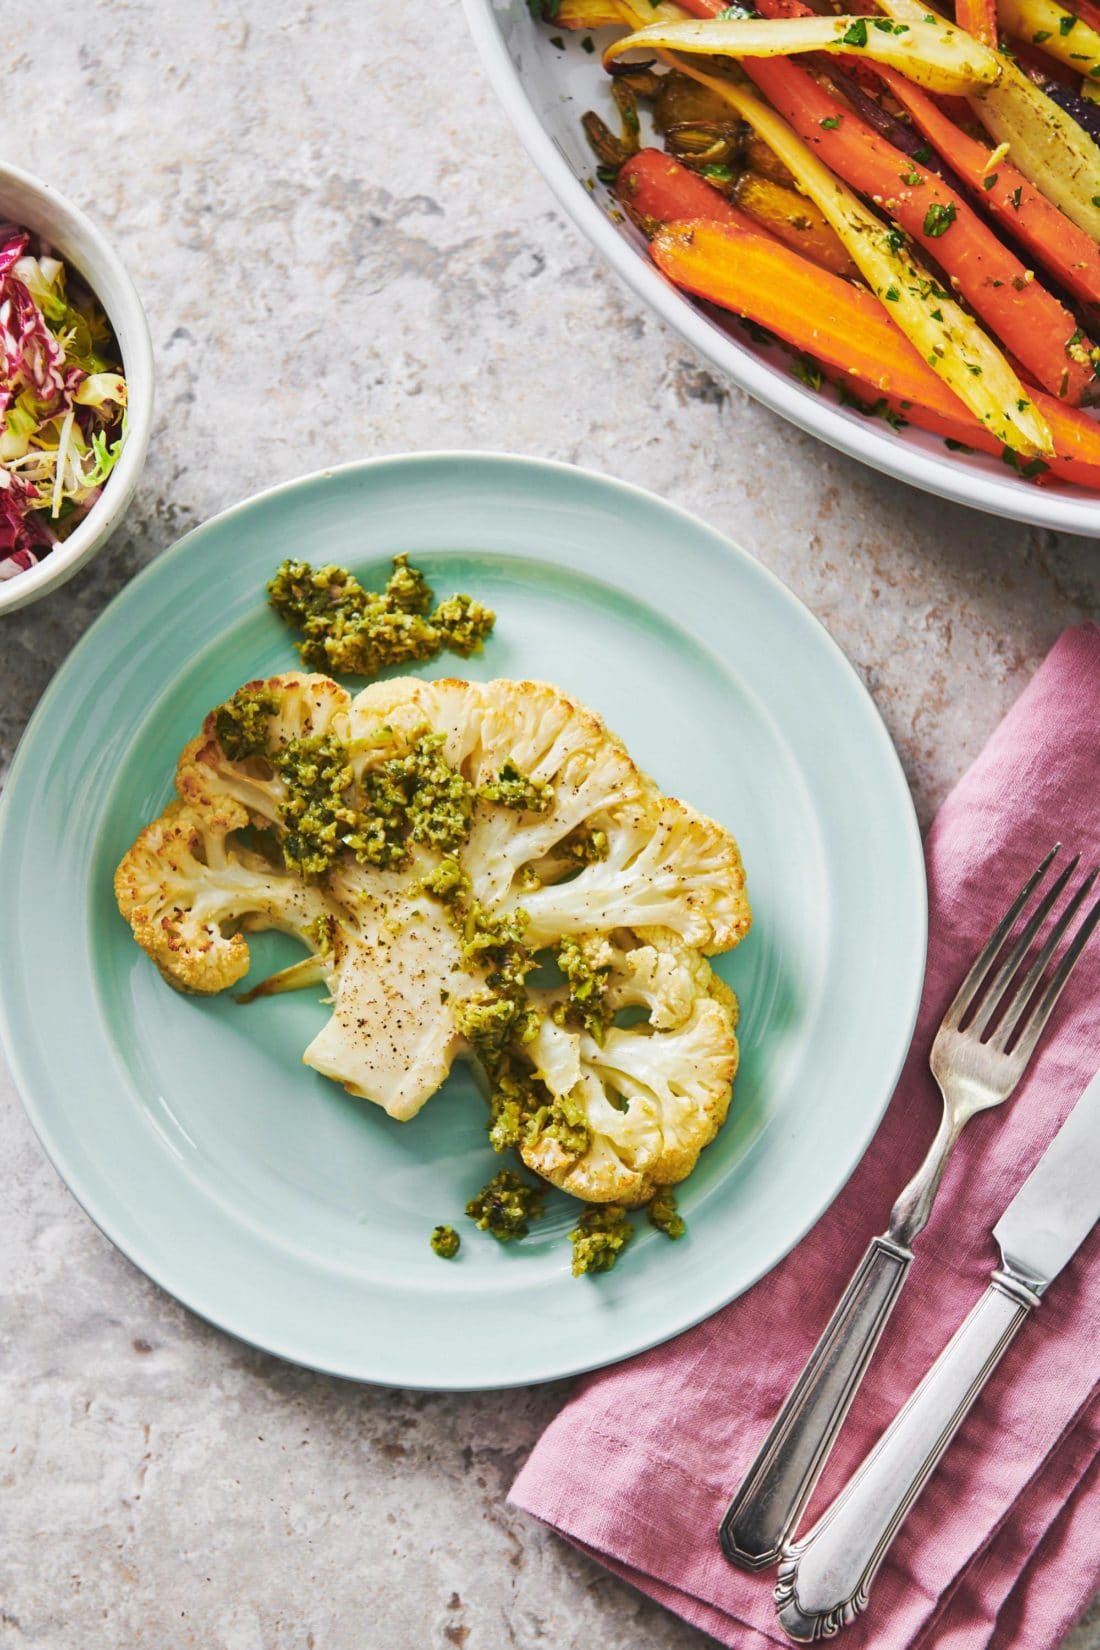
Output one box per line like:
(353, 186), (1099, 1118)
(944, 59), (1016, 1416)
(115, 672), (751, 1205)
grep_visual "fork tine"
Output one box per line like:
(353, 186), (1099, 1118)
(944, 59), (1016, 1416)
(941, 845), (1060, 1030)
(964, 852), (1079, 1037)
(989, 867), (1099, 1052)
(1005, 887), (1100, 1068)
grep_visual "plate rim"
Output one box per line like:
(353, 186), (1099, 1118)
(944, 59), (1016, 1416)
(0, 450), (928, 1388)
(461, 0), (1100, 539)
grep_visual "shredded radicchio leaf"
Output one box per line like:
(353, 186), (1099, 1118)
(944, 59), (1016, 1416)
(0, 226), (127, 577)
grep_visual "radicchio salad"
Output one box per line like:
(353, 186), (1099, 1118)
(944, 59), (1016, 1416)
(0, 224), (126, 583)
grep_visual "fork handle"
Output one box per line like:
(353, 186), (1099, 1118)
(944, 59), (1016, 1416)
(773, 1273), (1038, 1642)
(719, 1235), (912, 1570)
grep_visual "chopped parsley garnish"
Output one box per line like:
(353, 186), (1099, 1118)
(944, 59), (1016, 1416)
(1002, 447), (1050, 478)
(841, 17), (868, 44)
(1059, 12), (1077, 32)
(983, 172), (998, 189)
(791, 356), (823, 391)
(922, 201), (956, 237)
(820, 114), (841, 129)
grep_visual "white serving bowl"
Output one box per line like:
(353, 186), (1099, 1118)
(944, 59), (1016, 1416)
(463, 0), (1100, 537)
(0, 164), (154, 615)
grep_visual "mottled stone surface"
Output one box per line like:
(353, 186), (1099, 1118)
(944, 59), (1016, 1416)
(2, 3), (1099, 1647)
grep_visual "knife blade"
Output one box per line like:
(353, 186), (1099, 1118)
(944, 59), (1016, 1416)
(994, 1066), (1100, 1293)
(774, 1065), (1100, 1643)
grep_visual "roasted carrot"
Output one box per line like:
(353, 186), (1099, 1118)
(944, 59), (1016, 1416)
(1072, 0), (1100, 32)
(874, 67), (1100, 309)
(617, 149), (857, 277)
(956, 0), (998, 46)
(668, 0), (1096, 398)
(677, 0), (1100, 317)
(651, 217), (1100, 483)
(739, 56), (1095, 400)
(731, 172), (862, 276)
(615, 148), (742, 229)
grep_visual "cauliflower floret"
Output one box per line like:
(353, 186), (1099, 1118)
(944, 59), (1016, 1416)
(113, 795), (329, 995)
(522, 997), (738, 1205)
(509, 797), (749, 954)
(115, 671), (751, 1199)
(602, 927), (722, 1030)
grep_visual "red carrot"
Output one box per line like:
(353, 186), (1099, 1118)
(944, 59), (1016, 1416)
(615, 148), (743, 228)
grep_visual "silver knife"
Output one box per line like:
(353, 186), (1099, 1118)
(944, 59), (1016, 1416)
(774, 1066), (1100, 1643)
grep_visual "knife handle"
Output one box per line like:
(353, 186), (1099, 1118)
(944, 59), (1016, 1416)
(719, 1234), (913, 1570)
(774, 1272), (1039, 1643)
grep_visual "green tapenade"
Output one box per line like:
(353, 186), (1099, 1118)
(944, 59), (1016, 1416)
(275, 733), (359, 880)
(418, 855), (470, 905)
(552, 936), (612, 1043)
(569, 1204), (635, 1275)
(647, 1187), (686, 1240)
(350, 731), (475, 868)
(213, 684), (283, 761)
(465, 1170), (546, 1241)
(479, 761), (553, 813)
(430, 1224), (461, 1259)
(451, 902), (541, 1062)
(487, 1061), (591, 1159)
(560, 825), (610, 866)
(267, 554), (495, 678)
(214, 695), (478, 883)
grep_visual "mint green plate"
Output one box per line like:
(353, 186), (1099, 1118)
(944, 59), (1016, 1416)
(0, 454), (926, 1388)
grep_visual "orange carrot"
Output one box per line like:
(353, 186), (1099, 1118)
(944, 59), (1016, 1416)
(874, 67), (1100, 309)
(955, 0), (998, 47)
(652, 217), (1100, 484)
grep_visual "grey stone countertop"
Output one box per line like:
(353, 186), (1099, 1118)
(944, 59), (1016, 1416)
(2, 3), (1099, 1647)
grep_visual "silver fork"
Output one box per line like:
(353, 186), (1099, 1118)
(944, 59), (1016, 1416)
(719, 844), (1100, 1572)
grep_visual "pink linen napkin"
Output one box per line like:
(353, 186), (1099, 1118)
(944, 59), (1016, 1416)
(512, 622), (1100, 1650)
